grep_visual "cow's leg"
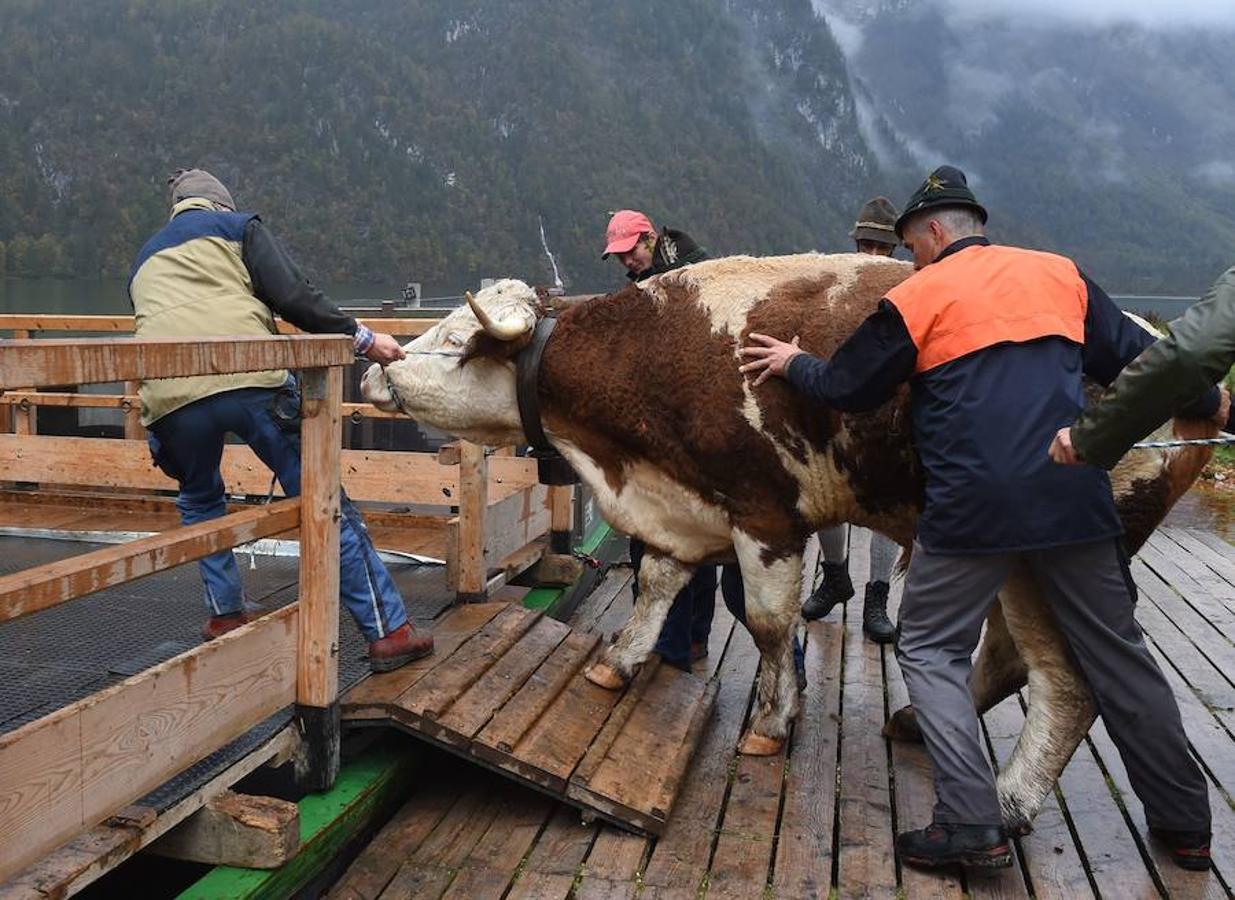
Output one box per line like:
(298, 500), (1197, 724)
(585, 550), (695, 689)
(731, 530), (802, 756)
(885, 570), (1029, 740)
(993, 570), (1095, 834)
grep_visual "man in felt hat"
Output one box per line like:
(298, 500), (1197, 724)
(129, 169), (433, 671)
(804, 197), (901, 643)
(740, 165), (1216, 871)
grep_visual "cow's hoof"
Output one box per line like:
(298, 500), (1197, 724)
(584, 662), (626, 690)
(883, 704), (924, 743)
(738, 730), (784, 756)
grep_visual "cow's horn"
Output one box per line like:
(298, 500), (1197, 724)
(465, 290), (530, 341)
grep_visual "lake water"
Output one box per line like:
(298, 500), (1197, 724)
(0, 277), (456, 316)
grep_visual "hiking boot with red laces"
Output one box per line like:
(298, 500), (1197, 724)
(369, 623), (434, 673)
(201, 611), (253, 641)
(897, 823), (1012, 870)
(1150, 827), (1212, 871)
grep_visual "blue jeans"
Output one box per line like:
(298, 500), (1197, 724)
(631, 540), (804, 674)
(148, 380), (408, 642)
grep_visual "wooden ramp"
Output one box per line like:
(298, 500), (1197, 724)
(340, 602), (718, 836)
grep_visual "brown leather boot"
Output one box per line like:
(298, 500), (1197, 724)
(202, 611), (253, 641)
(369, 623), (434, 673)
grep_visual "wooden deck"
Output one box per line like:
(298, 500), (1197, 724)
(331, 527), (1235, 899)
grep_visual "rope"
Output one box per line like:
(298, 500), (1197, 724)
(1130, 435), (1235, 450)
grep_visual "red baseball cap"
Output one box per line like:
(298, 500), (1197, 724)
(602, 209), (654, 258)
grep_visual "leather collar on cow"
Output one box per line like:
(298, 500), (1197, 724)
(515, 313), (558, 452)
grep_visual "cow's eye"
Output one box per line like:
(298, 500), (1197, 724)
(445, 331), (465, 347)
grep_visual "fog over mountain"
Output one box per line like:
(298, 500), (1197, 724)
(0, 0), (1230, 294)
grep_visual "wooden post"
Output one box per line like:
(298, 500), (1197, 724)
(549, 484), (574, 555)
(11, 330), (34, 435)
(294, 366), (342, 792)
(123, 381), (143, 439)
(455, 440), (489, 602)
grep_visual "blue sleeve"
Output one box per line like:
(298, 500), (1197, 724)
(1080, 269), (1219, 417)
(784, 300), (917, 412)
(1080, 271), (1155, 386)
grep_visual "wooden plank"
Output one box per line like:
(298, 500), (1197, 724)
(439, 790), (555, 900)
(483, 483), (552, 571)
(455, 441), (488, 596)
(376, 781), (510, 898)
(148, 791), (299, 868)
(1055, 735), (1158, 897)
(394, 605), (540, 722)
(641, 615), (757, 896)
(474, 631), (602, 757)
(772, 620), (846, 898)
(0, 435), (535, 506)
(0, 334), (353, 389)
(1140, 536), (1235, 633)
(983, 696), (1089, 900)
(567, 665), (716, 835)
(0, 391), (132, 408)
(0, 498), (300, 623)
(341, 603), (506, 720)
(1164, 528), (1235, 590)
(706, 717), (784, 898)
(0, 728), (295, 898)
(1086, 719), (1227, 899)
(0, 606), (297, 881)
(123, 381), (143, 439)
(435, 615), (572, 743)
(836, 534), (897, 897)
(297, 367), (341, 711)
(326, 759), (461, 900)
(576, 827), (647, 900)
(505, 803), (596, 900)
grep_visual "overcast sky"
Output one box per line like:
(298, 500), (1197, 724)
(941, 0), (1235, 28)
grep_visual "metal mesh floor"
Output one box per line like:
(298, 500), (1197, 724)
(0, 535), (453, 811)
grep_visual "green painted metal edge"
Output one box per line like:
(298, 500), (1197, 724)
(521, 522), (612, 612)
(176, 738), (416, 900)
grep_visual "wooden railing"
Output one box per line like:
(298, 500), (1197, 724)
(0, 333), (352, 881)
(0, 314), (573, 600)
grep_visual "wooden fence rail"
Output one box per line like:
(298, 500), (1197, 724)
(0, 334), (350, 882)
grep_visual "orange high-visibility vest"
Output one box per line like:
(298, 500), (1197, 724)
(885, 243), (1088, 374)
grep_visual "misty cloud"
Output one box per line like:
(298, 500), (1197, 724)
(940, 0), (1235, 29)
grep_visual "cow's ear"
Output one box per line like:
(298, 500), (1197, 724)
(462, 329), (534, 365)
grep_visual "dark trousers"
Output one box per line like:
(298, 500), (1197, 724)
(631, 539), (805, 673)
(897, 537), (1210, 830)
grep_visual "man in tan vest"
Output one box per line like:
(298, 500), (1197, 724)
(129, 169), (432, 671)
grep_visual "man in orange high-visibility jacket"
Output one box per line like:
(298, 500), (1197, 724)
(740, 166), (1216, 872)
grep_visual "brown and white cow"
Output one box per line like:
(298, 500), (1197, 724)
(361, 254), (1214, 832)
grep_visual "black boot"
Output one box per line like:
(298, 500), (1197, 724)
(1150, 827), (1212, 871)
(802, 560), (854, 621)
(862, 581), (895, 644)
(897, 823), (1012, 869)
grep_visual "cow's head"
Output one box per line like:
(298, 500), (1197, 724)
(360, 278), (541, 445)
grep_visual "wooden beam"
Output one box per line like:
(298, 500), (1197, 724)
(122, 381), (143, 439)
(0, 391), (132, 408)
(0, 334), (353, 390)
(0, 607), (298, 882)
(147, 791), (299, 869)
(455, 441), (489, 599)
(0, 314), (440, 336)
(295, 367), (342, 791)
(0, 435), (537, 506)
(0, 729), (296, 898)
(483, 483), (553, 572)
(0, 498), (300, 623)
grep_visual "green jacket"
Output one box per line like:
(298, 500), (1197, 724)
(1070, 265), (1235, 469)
(626, 227), (708, 281)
